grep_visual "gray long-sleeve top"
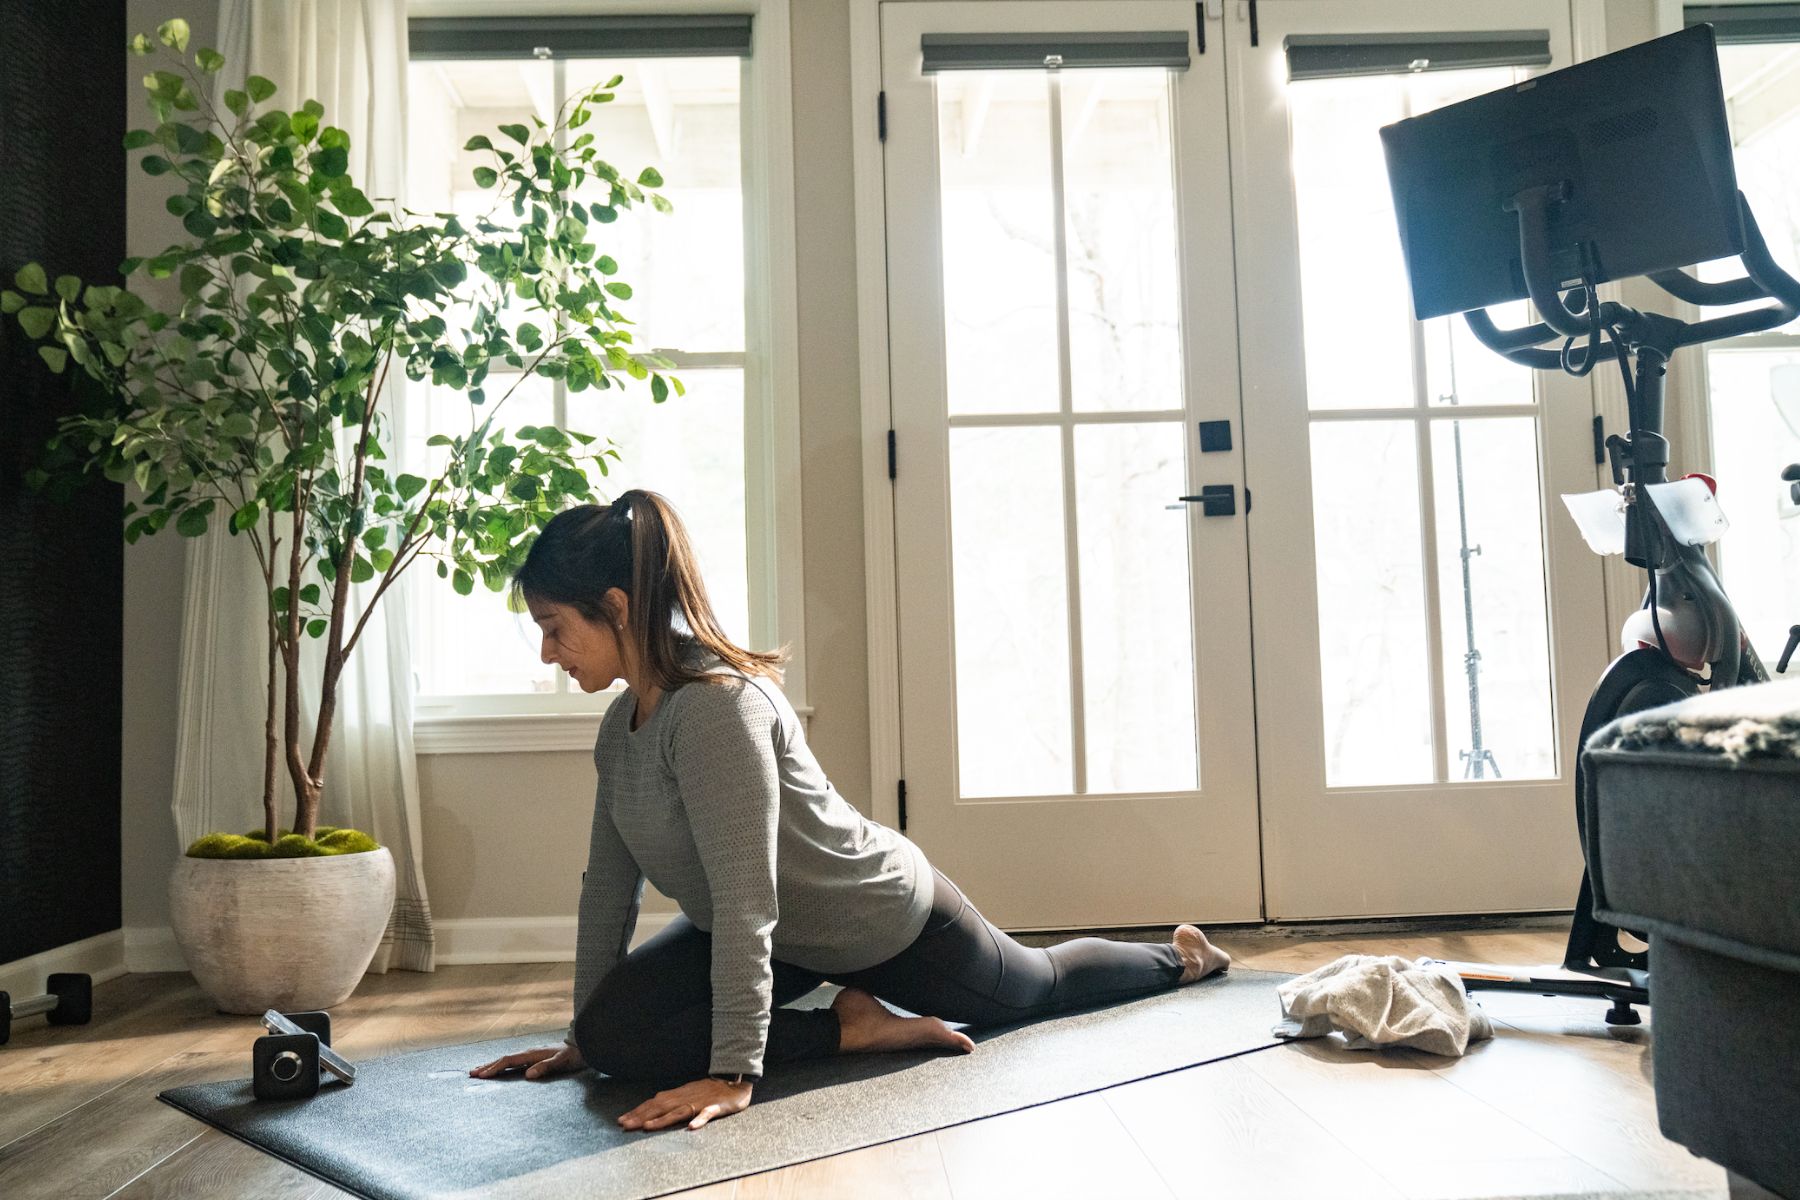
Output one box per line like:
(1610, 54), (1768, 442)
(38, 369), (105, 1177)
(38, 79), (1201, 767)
(569, 658), (934, 1080)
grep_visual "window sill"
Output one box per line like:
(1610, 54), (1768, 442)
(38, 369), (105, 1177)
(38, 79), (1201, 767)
(413, 704), (817, 755)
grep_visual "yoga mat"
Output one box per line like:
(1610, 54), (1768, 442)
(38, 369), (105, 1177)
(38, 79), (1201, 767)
(160, 969), (1288, 1200)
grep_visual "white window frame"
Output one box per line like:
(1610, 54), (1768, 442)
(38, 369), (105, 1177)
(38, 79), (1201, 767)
(404, 0), (808, 753)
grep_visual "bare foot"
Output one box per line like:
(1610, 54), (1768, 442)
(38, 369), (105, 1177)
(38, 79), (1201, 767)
(1173, 925), (1232, 984)
(831, 986), (976, 1057)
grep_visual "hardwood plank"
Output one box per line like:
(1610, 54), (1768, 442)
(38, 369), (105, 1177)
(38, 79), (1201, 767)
(732, 1132), (951, 1200)
(0, 973), (223, 1148)
(1103, 1055), (1403, 1199)
(1425, 1022), (1726, 1193)
(934, 1093), (1175, 1200)
(1243, 1038), (1629, 1199)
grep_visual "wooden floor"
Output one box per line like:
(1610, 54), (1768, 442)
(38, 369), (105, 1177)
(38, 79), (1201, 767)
(0, 925), (1724, 1200)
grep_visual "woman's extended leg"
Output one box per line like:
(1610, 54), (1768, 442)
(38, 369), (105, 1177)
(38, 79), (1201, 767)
(572, 913), (839, 1084)
(831, 868), (1230, 1034)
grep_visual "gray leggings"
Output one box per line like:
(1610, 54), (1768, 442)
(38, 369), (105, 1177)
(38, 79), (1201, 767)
(573, 867), (1184, 1084)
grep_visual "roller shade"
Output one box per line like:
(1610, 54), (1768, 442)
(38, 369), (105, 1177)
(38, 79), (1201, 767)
(1686, 4), (1800, 44)
(920, 31), (1190, 73)
(409, 15), (753, 61)
(1285, 30), (1552, 81)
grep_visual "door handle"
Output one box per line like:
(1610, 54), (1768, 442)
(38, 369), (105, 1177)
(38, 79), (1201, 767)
(1177, 485), (1236, 517)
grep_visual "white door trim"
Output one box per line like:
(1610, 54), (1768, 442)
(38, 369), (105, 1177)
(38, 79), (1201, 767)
(850, 0), (906, 831)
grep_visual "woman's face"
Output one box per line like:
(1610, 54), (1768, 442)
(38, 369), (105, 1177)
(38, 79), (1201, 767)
(527, 591), (629, 692)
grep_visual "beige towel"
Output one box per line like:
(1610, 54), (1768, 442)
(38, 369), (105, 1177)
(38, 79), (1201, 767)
(1273, 954), (1493, 1057)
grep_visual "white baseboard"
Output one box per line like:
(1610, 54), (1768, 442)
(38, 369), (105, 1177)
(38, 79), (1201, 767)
(0, 930), (129, 999)
(124, 926), (188, 974)
(108, 913), (684, 973)
(434, 912), (680, 965)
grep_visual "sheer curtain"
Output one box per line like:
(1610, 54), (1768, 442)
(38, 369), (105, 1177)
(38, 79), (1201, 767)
(172, 0), (433, 972)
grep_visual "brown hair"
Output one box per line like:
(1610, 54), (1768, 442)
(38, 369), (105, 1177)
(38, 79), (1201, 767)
(510, 489), (786, 691)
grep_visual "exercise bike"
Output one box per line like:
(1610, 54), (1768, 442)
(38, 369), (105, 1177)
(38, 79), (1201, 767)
(1379, 25), (1800, 1025)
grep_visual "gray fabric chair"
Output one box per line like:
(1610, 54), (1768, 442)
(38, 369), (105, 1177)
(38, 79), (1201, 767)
(1582, 679), (1800, 1199)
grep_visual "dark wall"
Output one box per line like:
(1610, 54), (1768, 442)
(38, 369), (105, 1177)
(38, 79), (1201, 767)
(0, 0), (126, 964)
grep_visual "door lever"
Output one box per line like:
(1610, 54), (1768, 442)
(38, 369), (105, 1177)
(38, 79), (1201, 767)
(1178, 485), (1236, 517)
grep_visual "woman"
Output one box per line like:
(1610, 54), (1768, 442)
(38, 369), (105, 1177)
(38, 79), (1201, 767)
(471, 490), (1232, 1132)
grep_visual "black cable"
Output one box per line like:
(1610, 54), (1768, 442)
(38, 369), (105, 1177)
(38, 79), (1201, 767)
(1647, 569), (1670, 658)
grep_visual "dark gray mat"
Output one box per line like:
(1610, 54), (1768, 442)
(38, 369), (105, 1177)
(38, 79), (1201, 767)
(160, 969), (1287, 1200)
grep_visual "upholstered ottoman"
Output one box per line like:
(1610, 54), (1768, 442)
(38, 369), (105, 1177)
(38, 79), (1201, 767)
(1582, 678), (1800, 1199)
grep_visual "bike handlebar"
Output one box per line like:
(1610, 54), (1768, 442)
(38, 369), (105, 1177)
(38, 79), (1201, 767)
(1462, 190), (1800, 362)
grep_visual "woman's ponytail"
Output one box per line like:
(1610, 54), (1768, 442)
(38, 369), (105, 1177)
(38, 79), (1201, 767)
(513, 489), (785, 691)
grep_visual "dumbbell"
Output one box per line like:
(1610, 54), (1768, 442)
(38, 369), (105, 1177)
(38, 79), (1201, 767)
(0, 973), (93, 1045)
(253, 1009), (357, 1101)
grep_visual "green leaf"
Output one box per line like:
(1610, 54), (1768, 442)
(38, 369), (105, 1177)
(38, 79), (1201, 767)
(351, 555), (375, 584)
(651, 374), (668, 404)
(54, 275), (81, 303)
(300, 583), (321, 605)
(177, 507), (209, 536)
(637, 167), (663, 187)
(14, 263), (47, 294)
(452, 568), (474, 596)
(313, 146), (349, 178)
(1, 291), (22, 314)
(472, 166), (497, 188)
(140, 155), (172, 176)
(508, 476), (540, 500)
(231, 501), (260, 532)
(182, 210), (217, 238)
(395, 473), (427, 500)
(591, 204), (617, 224)
(196, 47), (225, 73)
(307, 618), (329, 638)
(156, 18), (190, 52)
(650, 195), (673, 214)
(597, 255), (617, 274)
(18, 306), (55, 339)
(371, 548), (396, 572)
(604, 281), (633, 300)
(331, 186), (374, 217)
(224, 88), (248, 116)
(38, 345), (68, 373)
(464, 134), (493, 151)
(129, 33), (155, 55)
(290, 109), (319, 142)
(498, 123), (530, 145)
(315, 210), (349, 240)
(123, 128), (155, 149)
(246, 75), (277, 103)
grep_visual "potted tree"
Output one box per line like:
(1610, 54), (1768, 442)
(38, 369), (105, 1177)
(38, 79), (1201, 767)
(2, 20), (680, 1012)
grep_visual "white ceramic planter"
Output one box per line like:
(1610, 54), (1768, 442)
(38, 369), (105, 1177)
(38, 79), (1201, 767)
(168, 847), (396, 1014)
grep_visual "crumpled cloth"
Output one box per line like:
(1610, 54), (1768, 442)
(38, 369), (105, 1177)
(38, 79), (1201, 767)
(1272, 954), (1493, 1057)
(1586, 676), (1800, 762)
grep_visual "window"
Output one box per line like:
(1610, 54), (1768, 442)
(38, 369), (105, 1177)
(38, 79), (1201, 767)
(1690, 9), (1800, 667)
(399, 13), (802, 742)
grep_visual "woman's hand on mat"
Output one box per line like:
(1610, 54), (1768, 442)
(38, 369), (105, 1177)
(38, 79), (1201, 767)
(468, 1044), (586, 1081)
(619, 1076), (753, 1132)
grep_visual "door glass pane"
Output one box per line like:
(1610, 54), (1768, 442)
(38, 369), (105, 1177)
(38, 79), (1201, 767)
(1430, 416), (1556, 781)
(950, 427), (1073, 797)
(1062, 70), (1183, 413)
(937, 72), (1061, 416)
(1076, 423), (1198, 793)
(1311, 421), (1433, 787)
(1707, 348), (1800, 665)
(1289, 68), (1530, 411)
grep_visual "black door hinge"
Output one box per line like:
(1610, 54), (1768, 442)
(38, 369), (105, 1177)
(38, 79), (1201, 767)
(1593, 415), (1605, 465)
(887, 428), (897, 480)
(1195, 2), (1206, 54)
(897, 778), (907, 830)
(1248, 0), (1259, 47)
(878, 91), (887, 142)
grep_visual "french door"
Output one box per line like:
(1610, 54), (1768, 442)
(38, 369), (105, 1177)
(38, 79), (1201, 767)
(882, 0), (1611, 924)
